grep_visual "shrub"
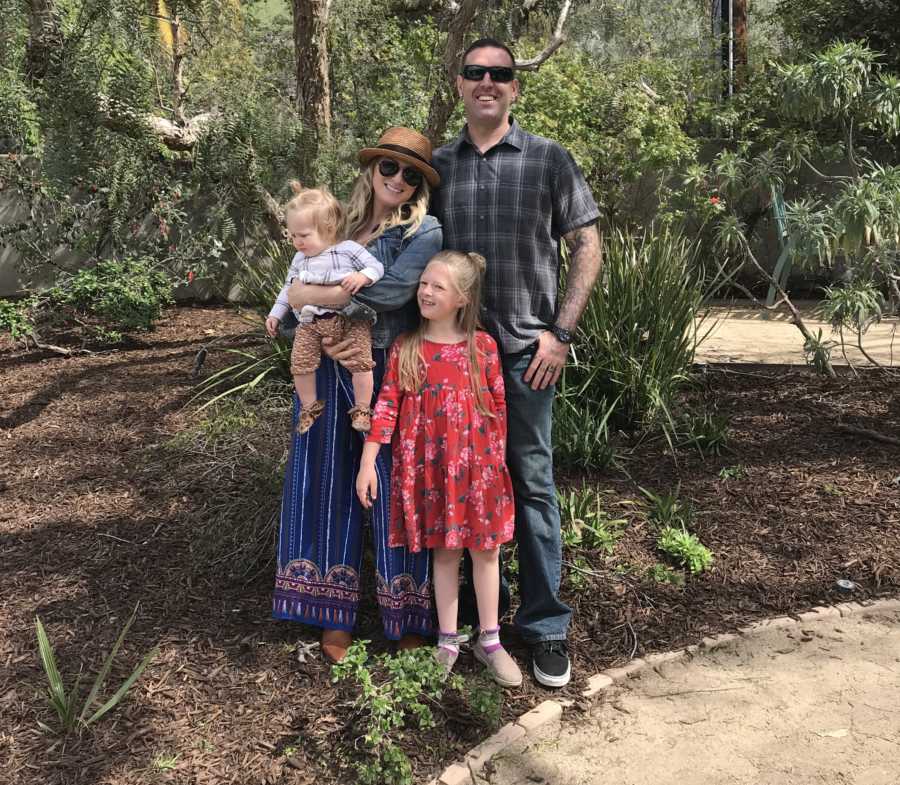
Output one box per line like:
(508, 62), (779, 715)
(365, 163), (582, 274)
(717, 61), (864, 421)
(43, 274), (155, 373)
(331, 641), (500, 785)
(657, 525), (713, 575)
(55, 258), (173, 333)
(564, 227), (709, 443)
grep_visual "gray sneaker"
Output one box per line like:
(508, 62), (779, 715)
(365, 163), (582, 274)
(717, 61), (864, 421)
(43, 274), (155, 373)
(473, 640), (523, 688)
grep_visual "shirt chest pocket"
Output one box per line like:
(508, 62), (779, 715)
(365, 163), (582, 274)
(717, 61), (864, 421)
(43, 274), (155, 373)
(374, 234), (403, 271)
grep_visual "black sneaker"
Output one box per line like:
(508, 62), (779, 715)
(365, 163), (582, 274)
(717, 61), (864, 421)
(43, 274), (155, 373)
(532, 640), (571, 688)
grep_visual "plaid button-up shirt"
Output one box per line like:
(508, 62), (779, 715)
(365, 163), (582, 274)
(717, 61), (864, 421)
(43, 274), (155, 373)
(432, 118), (600, 354)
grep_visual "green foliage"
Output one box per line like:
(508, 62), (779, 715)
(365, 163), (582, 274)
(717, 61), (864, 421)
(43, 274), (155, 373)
(190, 241), (294, 408)
(0, 297), (36, 340)
(516, 51), (698, 224)
(773, 0), (900, 72)
(645, 563), (685, 586)
(676, 411), (730, 457)
(558, 487), (627, 554)
(565, 227), (708, 438)
(717, 464), (747, 481)
(552, 391), (618, 471)
(0, 257), (173, 344)
(331, 641), (499, 785)
(819, 281), (885, 333)
(639, 486), (687, 528)
(0, 66), (40, 151)
(35, 605), (157, 734)
(57, 258), (172, 332)
(657, 525), (713, 575)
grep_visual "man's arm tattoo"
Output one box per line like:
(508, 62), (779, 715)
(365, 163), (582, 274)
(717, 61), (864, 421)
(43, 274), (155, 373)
(556, 224), (603, 331)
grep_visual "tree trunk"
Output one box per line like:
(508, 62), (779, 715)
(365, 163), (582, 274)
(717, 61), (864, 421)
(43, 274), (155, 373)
(733, 0), (748, 91)
(292, 0), (332, 178)
(24, 0), (64, 81)
(424, 0), (481, 145)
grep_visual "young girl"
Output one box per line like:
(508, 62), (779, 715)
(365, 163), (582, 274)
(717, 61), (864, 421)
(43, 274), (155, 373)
(356, 250), (522, 687)
(266, 183), (384, 433)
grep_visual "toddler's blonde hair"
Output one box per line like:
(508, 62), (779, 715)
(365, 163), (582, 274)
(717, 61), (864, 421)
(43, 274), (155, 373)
(285, 181), (345, 242)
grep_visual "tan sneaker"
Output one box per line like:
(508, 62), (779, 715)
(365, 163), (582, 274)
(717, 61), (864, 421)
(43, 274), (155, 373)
(473, 640), (523, 688)
(348, 405), (373, 432)
(296, 400), (325, 435)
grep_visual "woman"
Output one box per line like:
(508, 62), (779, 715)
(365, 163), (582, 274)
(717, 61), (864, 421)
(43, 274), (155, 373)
(272, 127), (443, 662)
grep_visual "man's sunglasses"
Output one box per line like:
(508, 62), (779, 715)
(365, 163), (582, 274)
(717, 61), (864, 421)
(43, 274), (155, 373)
(460, 65), (515, 83)
(377, 158), (423, 187)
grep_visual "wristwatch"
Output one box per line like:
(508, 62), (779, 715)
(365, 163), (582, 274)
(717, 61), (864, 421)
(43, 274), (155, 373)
(550, 324), (574, 344)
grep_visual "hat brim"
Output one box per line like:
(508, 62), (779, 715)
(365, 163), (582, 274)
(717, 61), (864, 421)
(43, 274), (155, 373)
(358, 148), (441, 188)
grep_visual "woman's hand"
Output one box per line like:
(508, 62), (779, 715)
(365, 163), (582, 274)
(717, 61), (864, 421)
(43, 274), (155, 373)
(356, 462), (378, 509)
(265, 315), (280, 338)
(287, 281), (351, 311)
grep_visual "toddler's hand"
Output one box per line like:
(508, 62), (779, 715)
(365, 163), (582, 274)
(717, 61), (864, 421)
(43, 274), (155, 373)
(340, 272), (370, 295)
(265, 315), (280, 338)
(356, 464), (378, 509)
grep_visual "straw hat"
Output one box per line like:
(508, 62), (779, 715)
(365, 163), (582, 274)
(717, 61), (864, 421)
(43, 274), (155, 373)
(358, 127), (440, 188)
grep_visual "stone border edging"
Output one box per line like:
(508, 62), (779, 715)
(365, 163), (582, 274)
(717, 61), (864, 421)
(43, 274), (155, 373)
(427, 596), (900, 785)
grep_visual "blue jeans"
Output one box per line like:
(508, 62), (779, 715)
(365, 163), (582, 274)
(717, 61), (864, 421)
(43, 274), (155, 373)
(502, 348), (572, 643)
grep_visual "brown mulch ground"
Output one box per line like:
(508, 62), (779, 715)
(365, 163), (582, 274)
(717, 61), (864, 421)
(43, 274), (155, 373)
(1, 306), (898, 785)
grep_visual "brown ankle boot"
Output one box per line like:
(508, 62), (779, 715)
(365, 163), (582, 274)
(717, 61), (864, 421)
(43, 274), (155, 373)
(321, 629), (352, 663)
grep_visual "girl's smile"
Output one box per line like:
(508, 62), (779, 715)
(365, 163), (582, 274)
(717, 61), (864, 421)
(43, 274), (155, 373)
(417, 261), (467, 324)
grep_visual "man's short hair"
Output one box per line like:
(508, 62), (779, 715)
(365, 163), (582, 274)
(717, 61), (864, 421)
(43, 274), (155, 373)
(461, 38), (516, 69)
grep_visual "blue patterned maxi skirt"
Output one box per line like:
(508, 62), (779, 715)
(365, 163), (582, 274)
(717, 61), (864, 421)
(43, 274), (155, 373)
(272, 349), (433, 640)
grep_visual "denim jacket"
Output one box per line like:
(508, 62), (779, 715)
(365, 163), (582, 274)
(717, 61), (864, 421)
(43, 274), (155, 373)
(344, 215), (443, 349)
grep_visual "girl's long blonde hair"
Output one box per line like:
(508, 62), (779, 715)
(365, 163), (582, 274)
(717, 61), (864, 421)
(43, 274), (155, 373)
(397, 250), (494, 416)
(345, 161), (431, 242)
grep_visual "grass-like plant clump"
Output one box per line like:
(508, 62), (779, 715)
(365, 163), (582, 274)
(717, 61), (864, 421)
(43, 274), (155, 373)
(35, 604), (157, 734)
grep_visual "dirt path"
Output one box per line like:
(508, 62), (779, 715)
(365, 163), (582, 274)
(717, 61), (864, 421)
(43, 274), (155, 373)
(696, 301), (900, 366)
(486, 609), (900, 785)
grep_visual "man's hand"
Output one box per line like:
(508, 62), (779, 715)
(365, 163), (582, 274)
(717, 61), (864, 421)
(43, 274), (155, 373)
(322, 335), (360, 365)
(265, 315), (280, 338)
(523, 330), (569, 391)
(340, 272), (371, 295)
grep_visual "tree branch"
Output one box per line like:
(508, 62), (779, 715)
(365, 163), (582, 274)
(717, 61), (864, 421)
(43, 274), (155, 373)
(514, 0), (573, 71)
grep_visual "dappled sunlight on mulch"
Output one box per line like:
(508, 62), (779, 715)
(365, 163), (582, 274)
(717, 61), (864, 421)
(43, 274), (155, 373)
(1, 307), (898, 784)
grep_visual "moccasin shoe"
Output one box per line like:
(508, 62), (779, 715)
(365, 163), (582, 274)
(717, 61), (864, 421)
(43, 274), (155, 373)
(321, 629), (352, 663)
(296, 400), (325, 435)
(348, 405), (373, 432)
(473, 641), (523, 688)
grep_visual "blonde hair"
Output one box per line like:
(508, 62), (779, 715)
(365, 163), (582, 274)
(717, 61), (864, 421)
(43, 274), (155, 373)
(345, 161), (431, 243)
(284, 181), (345, 242)
(397, 250), (494, 416)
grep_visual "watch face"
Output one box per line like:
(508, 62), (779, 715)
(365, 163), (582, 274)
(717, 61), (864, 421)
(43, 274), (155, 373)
(553, 326), (573, 343)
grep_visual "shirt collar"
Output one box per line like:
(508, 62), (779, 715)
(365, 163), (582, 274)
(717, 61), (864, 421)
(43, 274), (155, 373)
(454, 116), (524, 153)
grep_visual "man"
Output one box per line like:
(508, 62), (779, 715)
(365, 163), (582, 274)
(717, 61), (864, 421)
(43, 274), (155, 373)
(431, 38), (603, 687)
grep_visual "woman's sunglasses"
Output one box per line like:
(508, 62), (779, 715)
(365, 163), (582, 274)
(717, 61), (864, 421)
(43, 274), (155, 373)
(460, 65), (515, 83)
(377, 158), (423, 188)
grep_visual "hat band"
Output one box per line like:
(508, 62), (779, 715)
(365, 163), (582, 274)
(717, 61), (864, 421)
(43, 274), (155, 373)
(374, 143), (431, 167)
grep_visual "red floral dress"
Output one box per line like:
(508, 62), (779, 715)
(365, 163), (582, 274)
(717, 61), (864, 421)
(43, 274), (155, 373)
(367, 332), (515, 552)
